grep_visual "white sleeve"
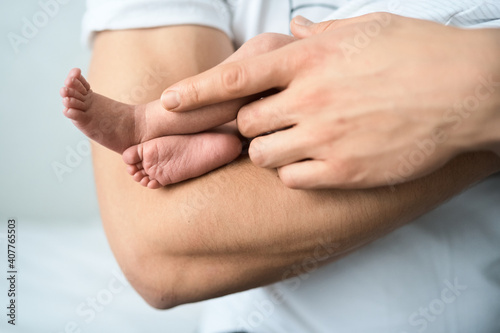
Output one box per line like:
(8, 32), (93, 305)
(82, 0), (232, 48)
(317, 1), (500, 29)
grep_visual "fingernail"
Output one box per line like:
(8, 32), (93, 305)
(294, 15), (313, 27)
(161, 90), (180, 110)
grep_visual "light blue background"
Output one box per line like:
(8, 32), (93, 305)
(0, 1), (202, 331)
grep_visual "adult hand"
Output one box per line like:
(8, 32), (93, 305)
(161, 13), (500, 189)
(160, 32), (295, 136)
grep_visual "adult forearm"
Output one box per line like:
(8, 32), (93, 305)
(149, 152), (499, 308)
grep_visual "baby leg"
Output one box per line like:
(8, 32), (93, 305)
(61, 68), (241, 187)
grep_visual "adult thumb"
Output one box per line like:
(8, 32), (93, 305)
(291, 14), (378, 39)
(290, 16), (337, 39)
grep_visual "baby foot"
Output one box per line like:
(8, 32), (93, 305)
(60, 68), (242, 154)
(122, 133), (242, 188)
(60, 68), (143, 153)
(61, 68), (242, 187)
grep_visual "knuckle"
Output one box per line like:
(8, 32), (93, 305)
(326, 158), (360, 186)
(184, 79), (200, 104)
(298, 88), (323, 109)
(288, 43), (322, 71)
(355, 12), (381, 22)
(301, 126), (323, 147)
(279, 169), (299, 189)
(362, 12), (379, 20)
(363, 12), (393, 26)
(369, 12), (387, 21)
(270, 111), (282, 129)
(255, 33), (293, 52)
(249, 33), (275, 52)
(221, 64), (247, 95)
(237, 104), (262, 136)
(259, 33), (281, 50)
(236, 111), (252, 136)
(318, 20), (337, 33)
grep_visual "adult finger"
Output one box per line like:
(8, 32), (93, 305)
(237, 91), (296, 138)
(278, 158), (382, 189)
(248, 128), (313, 169)
(161, 46), (296, 112)
(290, 13), (392, 39)
(220, 33), (296, 66)
(277, 160), (330, 189)
(154, 34), (295, 135)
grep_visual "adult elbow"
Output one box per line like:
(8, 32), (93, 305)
(101, 201), (216, 309)
(138, 285), (179, 310)
(122, 251), (184, 310)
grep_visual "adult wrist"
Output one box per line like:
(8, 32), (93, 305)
(453, 28), (500, 154)
(484, 29), (500, 153)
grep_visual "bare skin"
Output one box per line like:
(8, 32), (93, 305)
(60, 33), (295, 188)
(87, 26), (500, 310)
(165, 14), (500, 189)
